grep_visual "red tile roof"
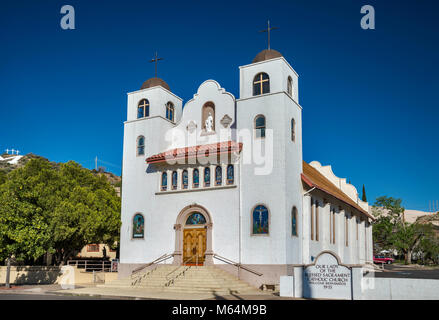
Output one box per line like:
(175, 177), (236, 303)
(146, 141), (243, 164)
(302, 161), (373, 220)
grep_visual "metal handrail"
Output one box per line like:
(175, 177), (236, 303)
(165, 256), (194, 287)
(131, 253), (173, 275)
(166, 256), (193, 281)
(213, 254), (263, 276)
(67, 260), (113, 272)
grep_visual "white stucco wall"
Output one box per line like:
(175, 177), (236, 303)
(120, 52), (373, 273)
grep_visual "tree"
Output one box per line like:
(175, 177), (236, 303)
(0, 158), (121, 265)
(362, 184), (367, 202)
(50, 161), (121, 264)
(372, 196), (435, 264)
(0, 170), (6, 185)
(0, 159), (54, 263)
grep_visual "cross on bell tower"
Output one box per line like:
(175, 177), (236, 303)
(259, 20), (279, 50)
(150, 51), (163, 78)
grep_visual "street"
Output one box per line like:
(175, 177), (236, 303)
(373, 264), (439, 279)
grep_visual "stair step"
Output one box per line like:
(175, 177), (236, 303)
(103, 265), (261, 294)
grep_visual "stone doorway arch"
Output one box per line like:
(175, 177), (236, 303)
(173, 204), (213, 265)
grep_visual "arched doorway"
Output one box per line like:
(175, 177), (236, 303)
(173, 204), (213, 266)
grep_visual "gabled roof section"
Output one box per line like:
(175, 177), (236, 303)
(302, 161), (374, 220)
(146, 141), (242, 164)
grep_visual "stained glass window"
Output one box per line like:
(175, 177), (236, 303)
(133, 213), (144, 238)
(137, 136), (145, 156)
(215, 166), (222, 186)
(227, 164), (234, 185)
(172, 171), (177, 190)
(193, 169), (199, 188)
(161, 172), (167, 191)
(204, 167), (210, 187)
(252, 205), (269, 235)
(185, 212), (207, 225)
(182, 170), (188, 189)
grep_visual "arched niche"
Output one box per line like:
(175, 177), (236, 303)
(201, 101), (215, 133)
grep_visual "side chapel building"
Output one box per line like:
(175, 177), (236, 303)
(119, 49), (374, 286)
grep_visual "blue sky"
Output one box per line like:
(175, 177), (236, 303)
(0, 0), (438, 211)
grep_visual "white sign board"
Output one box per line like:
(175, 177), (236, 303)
(303, 252), (352, 300)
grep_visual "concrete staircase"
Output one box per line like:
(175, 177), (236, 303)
(101, 265), (262, 295)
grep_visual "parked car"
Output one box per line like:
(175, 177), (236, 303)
(373, 255), (395, 264)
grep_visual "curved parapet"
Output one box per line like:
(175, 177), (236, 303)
(309, 161), (368, 212)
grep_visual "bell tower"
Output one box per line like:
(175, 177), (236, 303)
(236, 48), (304, 266)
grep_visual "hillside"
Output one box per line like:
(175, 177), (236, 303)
(0, 153), (121, 192)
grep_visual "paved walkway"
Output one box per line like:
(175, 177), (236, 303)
(51, 286), (293, 300)
(0, 283), (300, 300)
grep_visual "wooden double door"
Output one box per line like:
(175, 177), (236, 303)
(183, 228), (206, 265)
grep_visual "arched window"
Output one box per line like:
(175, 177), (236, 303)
(166, 102), (175, 122)
(182, 170), (188, 189)
(253, 73), (270, 96)
(255, 115), (266, 138)
(137, 136), (145, 156)
(227, 164), (234, 185)
(185, 212), (207, 225)
(133, 213), (144, 238)
(215, 166), (222, 186)
(292, 207), (298, 236)
(287, 76), (293, 97)
(193, 169), (199, 188)
(252, 205), (269, 235)
(137, 99), (150, 118)
(291, 118), (296, 142)
(172, 171), (178, 190)
(204, 167), (210, 187)
(161, 172), (167, 191)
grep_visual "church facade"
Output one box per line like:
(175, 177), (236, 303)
(119, 49), (374, 287)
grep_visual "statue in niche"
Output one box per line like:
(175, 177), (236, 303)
(202, 102), (215, 133)
(205, 112), (214, 132)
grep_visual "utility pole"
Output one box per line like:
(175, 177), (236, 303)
(5, 257), (11, 288)
(95, 156), (98, 171)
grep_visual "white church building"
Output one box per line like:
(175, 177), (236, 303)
(119, 49), (374, 287)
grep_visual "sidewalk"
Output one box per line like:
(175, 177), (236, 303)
(51, 286), (295, 300)
(0, 283), (300, 300)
